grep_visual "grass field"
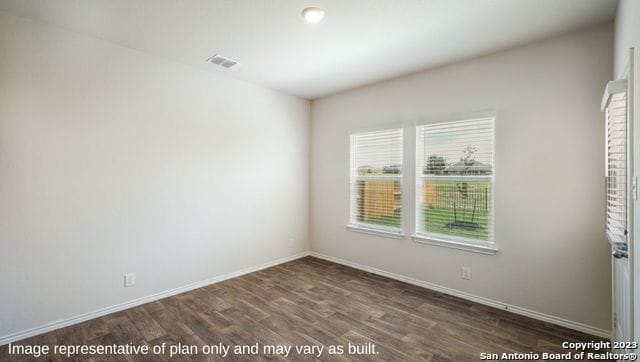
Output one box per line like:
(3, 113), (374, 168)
(366, 214), (401, 228)
(362, 178), (491, 240)
(365, 208), (489, 240)
(424, 206), (490, 241)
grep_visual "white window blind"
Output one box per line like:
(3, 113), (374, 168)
(416, 118), (495, 245)
(349, 128), (403, 233)
(605, 90), (627, 245)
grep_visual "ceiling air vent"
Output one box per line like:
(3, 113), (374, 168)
(207, 54), (238, 69)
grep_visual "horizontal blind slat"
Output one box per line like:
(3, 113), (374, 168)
(350, 128), (403, 231)
(416, 117), (495, 244)
(605, 89), (628, 243)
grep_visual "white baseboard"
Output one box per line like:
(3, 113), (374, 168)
(0, 251), (310, 346)
(310, 251), (611, 339)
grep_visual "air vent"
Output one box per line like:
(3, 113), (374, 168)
(207, 54), (238, 69)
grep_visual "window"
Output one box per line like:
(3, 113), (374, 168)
(603, 81), (628, 248)
(416, 117), (495, 247)
(349, 128), (403, 235)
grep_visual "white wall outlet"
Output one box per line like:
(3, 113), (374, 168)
(461, 267), (471, 280)
(124, 273), (135, 288)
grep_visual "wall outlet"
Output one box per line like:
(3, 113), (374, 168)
(461, 267), (471, 280)
(124, 273), (135, 288)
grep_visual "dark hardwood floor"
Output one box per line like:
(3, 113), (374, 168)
(1, 256), (609, 361)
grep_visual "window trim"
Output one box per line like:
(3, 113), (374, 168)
(347, 224), (406, 239)
(412, 233), (498, 255)
(602, 79), (629, 249)
(415, 115), (497, 250)
(413, 109), (497, 127)
(348, 122), (404, 135)
(344, 112), (500, 249)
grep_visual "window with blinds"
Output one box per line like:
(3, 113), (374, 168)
(349, 128), (403, 233)
(416, 118), (495, 245)
(605, 90), (627, 245)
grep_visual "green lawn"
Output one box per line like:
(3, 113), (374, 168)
(359, 178), (491, 240)
(423, 178), (491, 241)
(363, 208), (490, 240)
(365, 214), (401, 228)
(424, 207), (490, 241)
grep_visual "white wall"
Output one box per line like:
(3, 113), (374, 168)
(0, 11), (309, 340)
(615, 0), (640, 342)
(614, 0), (640, 78)
(310, 24), (613, 333)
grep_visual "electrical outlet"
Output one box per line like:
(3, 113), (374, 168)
(124, 273), (135, 288)
(461, 267), (471, 280)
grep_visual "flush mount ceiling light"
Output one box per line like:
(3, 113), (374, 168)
(301, 7), (325, 24)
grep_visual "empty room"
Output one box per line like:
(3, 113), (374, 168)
(1, 0), (639, 360)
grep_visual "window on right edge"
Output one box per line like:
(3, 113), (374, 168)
(416, 117), (495, 246)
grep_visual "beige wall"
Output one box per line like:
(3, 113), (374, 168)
(310, 24), (613, 333)
(0, 12), (310, 340)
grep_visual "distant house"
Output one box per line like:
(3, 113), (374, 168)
(382, 164), (401, 174)
(357, 164), (401, 175)
(357, 165), (377, 175)
(444, 160), (492, 175)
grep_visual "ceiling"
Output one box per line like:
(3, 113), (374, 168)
(0, 0), (618, 99)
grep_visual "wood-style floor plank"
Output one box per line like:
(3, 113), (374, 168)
(0, 257), (611, 361)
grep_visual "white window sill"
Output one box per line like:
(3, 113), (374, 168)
(412, 234), (498, 255)
(346, 224), (405, 239)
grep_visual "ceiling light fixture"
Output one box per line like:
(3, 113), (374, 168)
(302, 7), (325, 24)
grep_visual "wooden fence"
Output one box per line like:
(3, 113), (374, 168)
(356, 179), (401, 221)
(355, 179), (490, 222)
(424, 181), (489, 211)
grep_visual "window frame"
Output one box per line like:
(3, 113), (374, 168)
(602, 80), (629, 249)
(347, 125), (405, 238)
(413, 114), (498, 254)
